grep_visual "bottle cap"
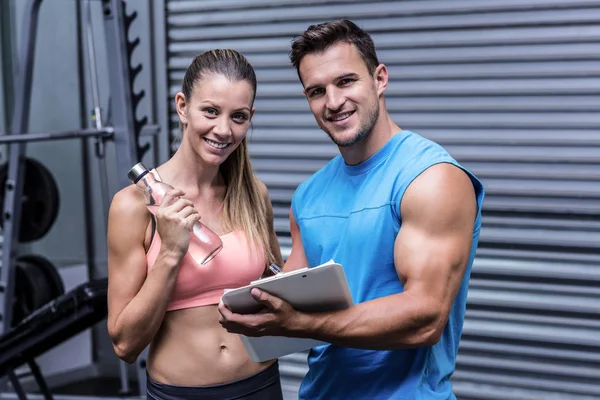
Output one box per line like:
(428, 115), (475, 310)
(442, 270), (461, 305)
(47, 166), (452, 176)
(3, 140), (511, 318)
(128, 162), (149, 183)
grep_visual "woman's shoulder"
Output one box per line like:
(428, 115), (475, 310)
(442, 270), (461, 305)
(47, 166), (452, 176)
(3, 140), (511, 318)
(253, 176), (267, 194)
(253, 176), (271, 203)
(109, 184), (149, 227)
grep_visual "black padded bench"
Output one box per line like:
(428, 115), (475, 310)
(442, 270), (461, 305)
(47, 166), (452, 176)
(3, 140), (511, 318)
(0, 278), (108, 400)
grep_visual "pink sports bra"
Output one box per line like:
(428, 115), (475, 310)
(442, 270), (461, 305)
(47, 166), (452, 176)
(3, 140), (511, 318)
(146, 224), (267, 311)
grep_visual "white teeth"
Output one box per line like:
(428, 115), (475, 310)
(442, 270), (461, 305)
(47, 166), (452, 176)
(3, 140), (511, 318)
(331, 112), (352, 121)
(205, 139), (228, 149)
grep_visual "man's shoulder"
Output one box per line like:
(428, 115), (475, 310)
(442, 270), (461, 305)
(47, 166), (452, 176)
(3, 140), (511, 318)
(389, 130), (484, 207)
(296, 155), (343, 193)
(394, 130), (449, 161)
(291, 155), (343, 218)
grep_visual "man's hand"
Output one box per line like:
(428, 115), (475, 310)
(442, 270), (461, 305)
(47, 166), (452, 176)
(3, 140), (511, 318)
(218, 288), (301, 337)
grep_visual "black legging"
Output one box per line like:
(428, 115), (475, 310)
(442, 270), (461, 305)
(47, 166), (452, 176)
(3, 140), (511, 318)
(146, 361), (283, 400)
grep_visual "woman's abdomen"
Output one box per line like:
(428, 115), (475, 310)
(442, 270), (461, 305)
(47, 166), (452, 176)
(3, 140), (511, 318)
(146, 305), (274, 386)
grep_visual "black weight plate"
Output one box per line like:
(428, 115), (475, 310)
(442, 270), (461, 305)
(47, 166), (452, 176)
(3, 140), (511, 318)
(0, 158), (60, 242)
(12, 260), (34, 325)
(11, 254), (64, 327)
(18, 254), (65, 299)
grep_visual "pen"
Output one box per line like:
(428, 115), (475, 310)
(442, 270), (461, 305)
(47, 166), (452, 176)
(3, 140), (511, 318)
(268, 263), (283, 275)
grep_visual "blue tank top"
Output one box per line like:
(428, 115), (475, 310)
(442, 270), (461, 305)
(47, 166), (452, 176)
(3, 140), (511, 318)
(291, 131), (485, 399)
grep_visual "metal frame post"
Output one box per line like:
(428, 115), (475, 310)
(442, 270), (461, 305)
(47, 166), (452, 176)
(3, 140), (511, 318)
(6, 370), (27, 400)
(27, 360), (52, 400)
(101, 0), (139, 191)
(0, 0), (157, 397)
(0, 0), (16, 134)
(0, 0), (44, 336)
(102, 0), (141, 394)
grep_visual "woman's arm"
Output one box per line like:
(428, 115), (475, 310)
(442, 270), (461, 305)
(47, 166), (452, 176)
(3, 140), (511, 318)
(107, 187), (198, 363)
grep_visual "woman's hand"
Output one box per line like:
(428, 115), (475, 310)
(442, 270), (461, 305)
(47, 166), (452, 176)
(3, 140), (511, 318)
(155, 189), (201, 259)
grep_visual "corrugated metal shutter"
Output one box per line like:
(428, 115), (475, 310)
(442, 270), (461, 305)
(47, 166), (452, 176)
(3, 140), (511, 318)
(165, 1), (600, 399)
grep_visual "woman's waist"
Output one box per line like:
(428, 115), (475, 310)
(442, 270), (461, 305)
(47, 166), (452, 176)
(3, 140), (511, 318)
(147, 346), (274, 387)
(147, 307), (272, 385)
(152, 306), (243, 356)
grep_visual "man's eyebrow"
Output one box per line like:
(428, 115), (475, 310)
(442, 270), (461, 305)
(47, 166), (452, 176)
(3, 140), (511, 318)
(304, 73), (359, 94)
(304, 83), (320, 94)
(334, 72), (358, 82)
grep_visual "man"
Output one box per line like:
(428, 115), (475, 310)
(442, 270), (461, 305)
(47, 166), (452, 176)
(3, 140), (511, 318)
(219, 19), (485, 399)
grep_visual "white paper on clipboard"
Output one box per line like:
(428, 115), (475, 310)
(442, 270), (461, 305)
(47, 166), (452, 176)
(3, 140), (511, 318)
(221, 260), (353, 362)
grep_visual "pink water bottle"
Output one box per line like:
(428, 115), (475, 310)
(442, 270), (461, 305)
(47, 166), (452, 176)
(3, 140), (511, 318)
(128, 162), (223, 265)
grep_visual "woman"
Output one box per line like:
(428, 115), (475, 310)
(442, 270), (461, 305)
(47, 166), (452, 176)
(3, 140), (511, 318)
(106, 49), (285, 399)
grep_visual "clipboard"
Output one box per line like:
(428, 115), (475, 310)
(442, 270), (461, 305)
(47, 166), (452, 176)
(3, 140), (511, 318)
(220, 260), (353, 362)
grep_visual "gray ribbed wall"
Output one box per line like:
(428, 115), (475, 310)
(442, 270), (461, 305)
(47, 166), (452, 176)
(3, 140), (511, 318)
(165, 1), (600, 399)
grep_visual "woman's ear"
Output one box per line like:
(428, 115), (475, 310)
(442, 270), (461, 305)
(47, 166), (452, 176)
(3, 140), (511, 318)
(249, 106), (256, 122)
(175, 92), (188, 125)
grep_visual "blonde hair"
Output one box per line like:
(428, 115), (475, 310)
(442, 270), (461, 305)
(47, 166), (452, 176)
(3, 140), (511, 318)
(181, 49), (276, 267)
(220, 139), (277, 266)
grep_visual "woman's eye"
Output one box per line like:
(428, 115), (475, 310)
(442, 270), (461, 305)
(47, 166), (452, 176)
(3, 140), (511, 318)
(204, 108), (218, 116)
(232, 113), (248, 123)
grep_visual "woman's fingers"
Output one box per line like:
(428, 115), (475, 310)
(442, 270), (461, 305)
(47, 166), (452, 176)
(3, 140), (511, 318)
(155, 192), (203, 232)
(157, 197), (201, 229)
(168, 198), (194, 212)
(183, 211), (201, 230)
(160, 189), (186, 208)
(177, 205), (198, 220)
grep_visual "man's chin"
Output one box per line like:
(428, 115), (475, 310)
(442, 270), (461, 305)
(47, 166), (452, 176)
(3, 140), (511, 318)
(328, 130), (363, 147)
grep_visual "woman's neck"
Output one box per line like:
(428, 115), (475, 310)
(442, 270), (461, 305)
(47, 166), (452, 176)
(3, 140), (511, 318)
(158, 145), (224, 195)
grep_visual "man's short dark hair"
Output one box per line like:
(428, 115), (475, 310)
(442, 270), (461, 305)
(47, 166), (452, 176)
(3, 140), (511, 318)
(289, 19), (379, 82)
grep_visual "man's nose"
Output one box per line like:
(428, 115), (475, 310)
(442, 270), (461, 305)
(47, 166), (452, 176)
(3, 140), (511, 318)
(325, 87), (344, 112)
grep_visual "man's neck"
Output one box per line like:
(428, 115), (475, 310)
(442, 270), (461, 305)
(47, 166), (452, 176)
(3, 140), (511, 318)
(340, 112), (401, 166)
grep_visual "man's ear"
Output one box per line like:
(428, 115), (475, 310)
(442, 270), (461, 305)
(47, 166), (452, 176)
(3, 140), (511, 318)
(374, 64), (388, 96)
(297, 69), (307, 97)
(175, 92), (188, 125)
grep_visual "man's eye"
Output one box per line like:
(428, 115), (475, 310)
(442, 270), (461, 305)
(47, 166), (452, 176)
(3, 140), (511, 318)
(310, 88), (324, 97)
(339, 78), (353, 86)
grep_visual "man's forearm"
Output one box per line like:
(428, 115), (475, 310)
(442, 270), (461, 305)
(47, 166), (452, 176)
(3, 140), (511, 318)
(291, 292), (443, 350)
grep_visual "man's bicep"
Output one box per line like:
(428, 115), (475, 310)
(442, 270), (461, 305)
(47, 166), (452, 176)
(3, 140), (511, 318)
(394, 164), (477, 314)
(394, 220), (472, 306)
(283, 205), (309, 272)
